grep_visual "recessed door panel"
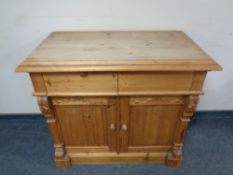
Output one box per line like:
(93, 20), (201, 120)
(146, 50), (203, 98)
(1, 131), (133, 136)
(120, 97), (185, 152)
(53, 97), (117, 152)
(129, 106), (181, 145)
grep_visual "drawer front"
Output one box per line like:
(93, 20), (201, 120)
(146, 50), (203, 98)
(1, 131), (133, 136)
(43, 73), (117, 96)
(118, 72), (194, 95)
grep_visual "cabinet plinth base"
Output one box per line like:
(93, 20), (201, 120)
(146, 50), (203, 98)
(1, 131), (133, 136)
(166, 153), (182, 167)
(55, 155), (71, 168)
(68, 152), (167, 164)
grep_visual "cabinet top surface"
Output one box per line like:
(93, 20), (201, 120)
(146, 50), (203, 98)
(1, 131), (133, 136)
(16, 31), (222, 72)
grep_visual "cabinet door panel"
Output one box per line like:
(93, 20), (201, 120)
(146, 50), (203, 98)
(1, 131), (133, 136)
(120, 97), (184, 152)
(129, 106), (180, 145)
(53, 97), (117, 152)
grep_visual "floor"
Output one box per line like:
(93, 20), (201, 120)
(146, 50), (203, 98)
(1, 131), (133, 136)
(0, 114), (233, 175)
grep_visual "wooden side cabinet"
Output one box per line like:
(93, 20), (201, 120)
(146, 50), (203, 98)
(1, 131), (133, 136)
(16, 31), (222, 168)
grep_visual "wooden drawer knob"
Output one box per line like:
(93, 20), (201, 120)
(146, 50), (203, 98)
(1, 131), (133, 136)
(121, 124), (128, 131)
(109, 123), (115, 131)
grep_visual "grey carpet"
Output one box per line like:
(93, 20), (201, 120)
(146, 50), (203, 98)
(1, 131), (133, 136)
(0, 115), (233, 175)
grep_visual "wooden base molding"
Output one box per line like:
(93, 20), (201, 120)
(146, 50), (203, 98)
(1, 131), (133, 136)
(55, 154), (71, 168)
(69, 152), (167, 164)
(166, 152), (183, 167)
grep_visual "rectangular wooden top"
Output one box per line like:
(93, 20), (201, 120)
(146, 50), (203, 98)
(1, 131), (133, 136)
(16, 31), (222, 72)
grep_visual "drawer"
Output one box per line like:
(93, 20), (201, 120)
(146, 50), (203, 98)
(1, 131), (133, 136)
(43, 73), (117, 96)
(52, 97), (115, 106)
(118, 72), (194, 95)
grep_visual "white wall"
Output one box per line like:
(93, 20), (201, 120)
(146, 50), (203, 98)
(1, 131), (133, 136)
(0, 0), (232, 113)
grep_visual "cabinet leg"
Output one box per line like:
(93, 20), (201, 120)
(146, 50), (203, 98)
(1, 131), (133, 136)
(166, 143), (183, 167)
(166, 153), (182, 167)
(166, 96), (199, 167)
(55, 154), (71, 168)
(38, 97), (71, 168)
(54, 144), (71, 168)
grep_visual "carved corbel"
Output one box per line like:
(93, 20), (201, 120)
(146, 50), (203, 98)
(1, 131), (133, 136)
(38, 96), (54, 120)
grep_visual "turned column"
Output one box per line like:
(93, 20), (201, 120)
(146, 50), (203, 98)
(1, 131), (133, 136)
(166, 95), (199, 167)
(38, 96), (71, 168)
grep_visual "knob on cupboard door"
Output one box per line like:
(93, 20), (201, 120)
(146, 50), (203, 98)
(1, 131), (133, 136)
(121, 124), (128, 131)
(109, 123), (115, 131)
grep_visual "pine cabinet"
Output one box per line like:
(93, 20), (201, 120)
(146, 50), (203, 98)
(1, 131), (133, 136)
(16, 31), (221, 168)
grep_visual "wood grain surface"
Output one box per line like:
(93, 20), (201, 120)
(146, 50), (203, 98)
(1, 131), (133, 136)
(16, 31), (222, 72)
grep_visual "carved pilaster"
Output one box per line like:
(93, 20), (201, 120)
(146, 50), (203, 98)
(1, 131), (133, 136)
(38, 96), (71, 168)
(166, 95), (199, 167)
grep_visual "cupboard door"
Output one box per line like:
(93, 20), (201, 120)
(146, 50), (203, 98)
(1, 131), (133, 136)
(119, 97), (185, 153)
(52, 97), (117, 152)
